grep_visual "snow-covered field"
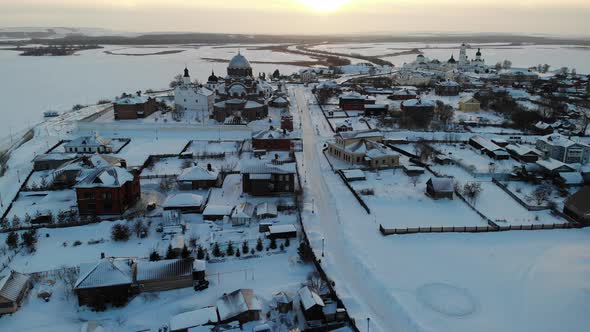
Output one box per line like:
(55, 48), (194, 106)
(351, 171), (487, 228)
(432, 143), (520, 174)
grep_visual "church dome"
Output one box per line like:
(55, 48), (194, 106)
(228, 52), (252, 70)
(476, 48), (482, 56)
(208, 70), (218, 82)
(447, 55), (456, 64)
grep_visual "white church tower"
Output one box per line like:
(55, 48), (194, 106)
(459, 43), (468, 68)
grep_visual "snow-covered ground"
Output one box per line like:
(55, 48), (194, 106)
(432, 143), (520, 174)
(351, 171), (487, 228)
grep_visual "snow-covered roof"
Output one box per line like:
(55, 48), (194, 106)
(240, 160), (296, 174)
(393, 89), (417, 96)
(203, 205), (234, 216)
(169, 306), (218, 331)
(0, 271), (30, 302)
(216, 289), (262, 322)
(231, 202), (255, 219)
(436, 80), (460, 87)
(75, 259), (133, 289)
(136, 259), (194, 282)
(115, 95), (149, 105)
(228, 84), (247, 96)
(402, 99), (435, 108)
(271, 96), (288, 105)
(75, 167), (135, 188)
(538, 134), (588, 148)
(558, 172), (584, 185)
(470, 135), (505, 153)
(255, 202), (277, 217)
(565, 187), (590, 215)
(163, 193), (204, 208)
(252, 129), (292, 140)
(178, 164), (219, 181)
(298, 286), (324, 310)
(428, 177), (454, 193)
(341, 169), (366, 180)
(33, 152), (77, 162)
(536, 158), (574, 172)
(268, 224), (296, 234)
(506, 144), (542, 157)
(337, 129), (383, 141)
(64, 136), (111, 148)
(274, 291), (294, 304)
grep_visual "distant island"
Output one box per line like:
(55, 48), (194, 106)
(12, 44), (102, 56)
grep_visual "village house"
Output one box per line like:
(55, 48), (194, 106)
(255, 202), (278, 219)
(240, 161), (296, 196)
(505, 144), (542, 163)
(274, 292), (294, 314)
(388, 89), (418, 101)
(400, 98), (436, 113)
(338, 93), (375, 111)
(435, 81), (461, 96)
(267, 224), (297, 239)
(216, 289), (262, 324)
(426, 177), (454, 200)
(0, 270), (31, 315)
(32, 153), (77, 171)
(498, 69), (539, 86)
(563, 187), (590, 224)
(535, 158), (576, 176)
(327, 130), (400, 168)
(64, 135), (113, 154)
(469, 135), (510, 160)
(535, 134), (590, 164)
(458, 97), (480, 112)
(280, 113), (294, 132)
(202, 205), (234, 221)
(298, 286), (325, 322)
(175, 67), (215, 121)
(114, 94), (158, 120)
(75, 167), (140, 215)
(231, 202), (255, 226)
(269, 96), (289, 108)
(363, 104), (389, 117)
(135, 259), (197, 293)
(74, 258), (134, 309)
(252, 129), (294, 151)
(177, 164), (221, 190)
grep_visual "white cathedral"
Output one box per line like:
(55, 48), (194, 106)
(403, 43), (487, 73)
(174, 68), (215, 123)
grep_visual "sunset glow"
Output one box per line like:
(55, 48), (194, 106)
(297, 0), (352, 13)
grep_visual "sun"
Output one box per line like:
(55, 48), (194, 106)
(297, 0), (353, 13)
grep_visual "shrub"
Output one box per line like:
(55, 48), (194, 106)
(111, 224), (131, 241)
(149, 250), (161, 261)
(359, 188), (375, 196)
(181, 245), (191, 259)
(226, 241), (235, 256)
(196, 245), (205, 260)
(165, 244), (178, 259)
(270, 238), (277, 250)
(284, 238), (290, 247)
(212, 242), (222, 257)
(5, 232), (18, 249)
(242, 240), (249, 254)
(73, 240), (82, 247)
(256, 238), (264, 252)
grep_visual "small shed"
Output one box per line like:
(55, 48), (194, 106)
(403, 165), (425, 176)
(231, 202), (255, 226)
(202, 205), (234, 221)
(341, 169), (366, 182)
(426, 177), (454, 200)
(135, 259), (195, 293)
(268, 224), (297, 239)
(255, 202), (278, 219)
(169, 306), (218, 332)
(0, 271), (31, 314)
(274, 291), (294, 313)
(216, 289), (262, 324)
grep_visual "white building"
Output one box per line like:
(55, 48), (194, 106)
(63, 135), (112, 154)
(174, 68), (215, 123)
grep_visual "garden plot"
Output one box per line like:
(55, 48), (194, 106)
(457, 180), (568, 226)
(5, 190), (77, 223)
(502, 181), (573, 209)
(328, 117), (371, 131)
(185, 140), (242, 157)
(351, 171), (487, 229)
(140, 157), (189, 177)
(431, 143), (520, 174)
(115, 137), (188, 167)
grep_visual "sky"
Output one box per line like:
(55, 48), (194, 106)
(1, 0), (590, 36)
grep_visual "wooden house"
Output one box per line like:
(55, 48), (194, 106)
(426, 177), (454, 200)
(135, 259), (196, 293)
(298, 286), (325, 322)
(74, 259), (134, 309)
(216, 289), (262, 324)
(169, 306), (218, 332)
(177, 164), (221, 190)
(241, 161), (296, 196)
(0, 271), (31, 314)
(564, 187), (590, 224)
(163, 193), (205, 214)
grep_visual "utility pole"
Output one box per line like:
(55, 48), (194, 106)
(367, 317), (370, 332)
(322, 238), (325, 257)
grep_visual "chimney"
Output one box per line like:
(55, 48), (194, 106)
(275, 153), (279, 160)
(207, 163), (212, 171)
(100, 252), (105, 259)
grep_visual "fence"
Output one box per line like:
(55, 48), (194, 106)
(492, 178), (550, 211)
(336, 171), (371, 214)
(314, 95), (336, 133)
(380, 222), (583, 236)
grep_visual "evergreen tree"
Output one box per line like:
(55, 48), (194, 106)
(270, 237), (277, 250)
(226, 241), (235, 256)
(149, 250), (161, 261)
(284, 237), (290, 247)
(165, 244), (178, 259)
(298, 242), (314, 262)
(280, 243), (285, 251)
(181, 245), (191, 259)
(242, 240), (249, 254)
(196, 245), (205, 260)
(21, 230), (37, 251)
(212, 242), (222, 257)
(256, 238), (264, 252)
(11, 215), (20, 228)
(235, 248), (241, 258)
(5, 232), (18, 249)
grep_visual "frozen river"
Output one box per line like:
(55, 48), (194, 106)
(0, 45), (308, 140)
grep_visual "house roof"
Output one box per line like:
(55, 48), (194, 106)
(255, 202), (277, 217)
(558, 172), (584, 185)
(268, 224), (296, 234)
(252, 129), (292, 140)
(536, 159), (575, 172)
(75, 259), (133, 289)
(64, 136), (111, 149)
(169, 306), (218, 331)
(0, 271), (30, 302)
(136, 259), (194, 282)
(231, 202), (255, 219)
(298, 286), (324, 310)
(75, 167), (135, 188)
(402, 99), (435, 108)
(240, 160), (296, 174)
(178, 164), (219, 181)
(33, 153), (77, 162)
(203, 205), (234, 216)
(538, 134), (589, 148)
(565, 187), (590, 216)
(216, 289), (262, 321)
(336, 129), (383, 140)
(428, 177), (454, 193)
(115, 95), (150, 105)
(163, 193), (204, 208)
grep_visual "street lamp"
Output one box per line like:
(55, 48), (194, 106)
(322, 238), (325, 257)
(312, 199), (315, 214)
(367, 317), (370, 332)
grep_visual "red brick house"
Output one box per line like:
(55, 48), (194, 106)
(75, 167), (140, 215)
(339, 93), (375, 111)
(114, 95), (158, 120)
(252, 129), (293, 151)
(388, 89), (418, 101)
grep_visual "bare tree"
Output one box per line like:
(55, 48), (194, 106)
(529, 184), (553, 205)
(307, 272), (328, 295)
(57, 266), (79, 301)
(463, 182), (483, 204)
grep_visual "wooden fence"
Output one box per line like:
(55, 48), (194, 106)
(380, 222), (583, 236)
